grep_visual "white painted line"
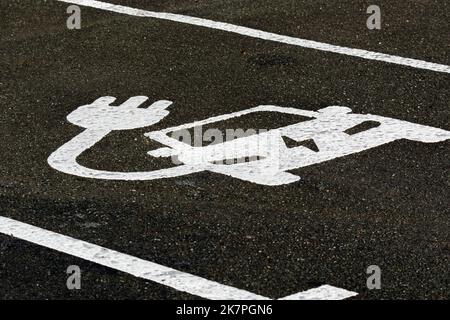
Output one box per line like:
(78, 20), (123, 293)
(56, 0), (450, 74)
(279, 285), (358, 300)
(0, 216), (357, 300)
(0, 216), (267, 300)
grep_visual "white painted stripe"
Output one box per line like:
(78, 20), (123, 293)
(0, 216), (357, 300)
(279, 285), (358, 300)
(0, 216), (267, 300)
(56, 0), (450, 74)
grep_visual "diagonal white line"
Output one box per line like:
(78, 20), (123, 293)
(0, 216), (357, 300)
(56, 0), (450, 74)
(0, 216), (268, 300)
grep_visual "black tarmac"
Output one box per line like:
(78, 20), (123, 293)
(0, 0), (449, 299)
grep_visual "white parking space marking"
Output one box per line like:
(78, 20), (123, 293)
(57, 0), (450, 74)
(279, 285), (358, 300)
(0, 216), (357, 300)
(48, 97), (450, 185)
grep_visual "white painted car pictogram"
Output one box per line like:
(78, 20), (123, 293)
(48, 96), (450, 185)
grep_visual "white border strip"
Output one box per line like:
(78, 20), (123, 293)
(57, 0), (450, 74)
(0, 216), (358, 300)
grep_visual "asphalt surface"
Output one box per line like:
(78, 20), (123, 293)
(0, 0), (449, 299)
